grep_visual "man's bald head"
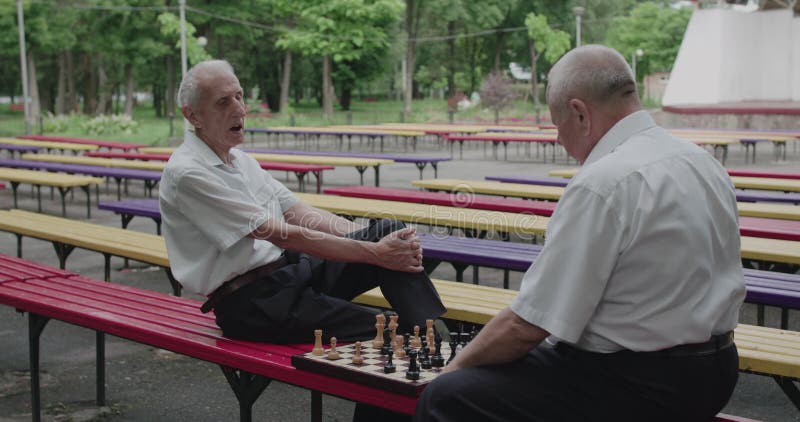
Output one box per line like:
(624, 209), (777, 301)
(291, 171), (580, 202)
(546, 45), (640, 119)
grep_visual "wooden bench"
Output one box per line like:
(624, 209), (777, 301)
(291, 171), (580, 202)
(18, 134), (145, 151)
(142, 147), (391, 187)
(21, 153), (166, 171)
(83, 151), (333, 193)
(0, 137), (99, 154)
(443, 132), (559, 160)
(0, 254), (417, 421)
(0, 143), (43, 159)
(0, 255), (772, 421)
(0, 158), (161, 200)
(244, 126), (424, 153)
(729, 170), (800, 180)
(324, 185), (558, 216)
(0, 168), (103, 217)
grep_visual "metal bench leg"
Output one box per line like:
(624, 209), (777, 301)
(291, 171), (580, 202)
(37, 185), (43, 213)
(415, 162), (425, 179)
(773, 376), (800, 409)
(28, 313), (51, 422)
(356, 166), (367, 185)
(451, 263), (468, 282)
(51, 242), (76, 269)
(221, 367), (272, 422)
(757, 304), (765, 326)
(16, 234), (23, 258)
(373, 166), (380, 187)
(97, 331), (106, 406)
(311, 391), (322, 422)
(165, 267), (183, 296)
(57, 187), (71, 217)
(10, 181), (19, 208)
(781, 308), (790, 330)
(472, 266), (480, 285)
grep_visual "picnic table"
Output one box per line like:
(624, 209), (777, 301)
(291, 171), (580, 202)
(245, 126), (424, 152)
(0, 143), (43, 159)
(444, 132), (560, 160)
(0, 137), (98, 154)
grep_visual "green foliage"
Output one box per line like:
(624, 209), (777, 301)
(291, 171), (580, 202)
(525, 13), (571, 65)
(605, 2), (692, 79)
(158, 13), (211, 65)
(82, 114), (139, 136)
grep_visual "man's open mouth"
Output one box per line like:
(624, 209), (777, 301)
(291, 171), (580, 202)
(230, 124), (243, 132)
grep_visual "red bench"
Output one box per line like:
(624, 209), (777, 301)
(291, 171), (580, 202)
(729, 170), (800, 180)
(0, 254), (762, 421)
(323, 185), (558, 216)
(0, 254), (416, 421)
(18, 135), (144, 152)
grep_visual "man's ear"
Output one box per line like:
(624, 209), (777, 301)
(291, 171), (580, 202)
(181, 105), (201, 128)
(569, 99), (590, 136)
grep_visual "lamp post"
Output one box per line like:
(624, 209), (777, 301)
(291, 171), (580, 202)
(631, 48), (644, 82)
(17, 0), (30, 135)
(573, 6), (584, 48)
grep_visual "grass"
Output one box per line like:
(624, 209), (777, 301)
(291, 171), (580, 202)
(0, 98), (551, 147)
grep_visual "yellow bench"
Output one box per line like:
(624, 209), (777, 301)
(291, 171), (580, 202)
(0, 168), (103, 217)
(0, 209), (177, 293)
(294, 192), (548, 237)
(0, 137), (99, 153)
(21, 153), (166, 171)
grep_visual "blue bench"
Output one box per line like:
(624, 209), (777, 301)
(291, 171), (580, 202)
(0, 158), (161, 200)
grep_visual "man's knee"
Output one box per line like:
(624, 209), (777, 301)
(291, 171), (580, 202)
(414, 371), (467, 422)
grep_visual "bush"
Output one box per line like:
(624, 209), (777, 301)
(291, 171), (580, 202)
(43, 113), (73, 133)
(81, 114), (139, 136)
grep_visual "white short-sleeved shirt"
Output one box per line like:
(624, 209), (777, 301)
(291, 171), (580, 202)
(510, 111), (746, 353)
(160, 132), (299, 296)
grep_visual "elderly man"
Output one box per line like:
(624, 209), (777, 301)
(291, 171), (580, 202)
(160, 60), (445, 347)
(415, 45), (745, 421)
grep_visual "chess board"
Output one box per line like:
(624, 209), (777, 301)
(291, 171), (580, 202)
(291, 342), (452, 396)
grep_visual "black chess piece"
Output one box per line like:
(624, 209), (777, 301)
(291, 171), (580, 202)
(420, 341), (432, 370)
(469, 326), (478, 342)
(403, 332), (411, 355)
(406, 350), (420, 380)
(431, 334), (445, 368)
(448, 332), (458, 365)
(381, 327), (391, 355)
(384, 349), (396, 374)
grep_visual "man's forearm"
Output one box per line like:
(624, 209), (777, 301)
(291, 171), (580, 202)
(284, 203), (364, 236)
(254, 221), (377, 265)
(445, 307), (548, 372)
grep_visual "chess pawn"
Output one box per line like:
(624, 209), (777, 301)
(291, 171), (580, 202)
(384, 349), (396, 374)
(389, 314), (399, 340)
(373, 315), (385, 349)
(352, 341), (364, 365)
(326, 337), (341, 360)
(411, 325), (421, 349)
(406, 350), (420, 381)
(380, 327), (392, 355)
(312, 329), (325, 356)
(394, 335), (406, 359)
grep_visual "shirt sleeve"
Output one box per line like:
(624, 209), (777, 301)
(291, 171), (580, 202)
(510, 184), (624, 343)
(263, 171), (299, 212)
(174, 168), (270, 251)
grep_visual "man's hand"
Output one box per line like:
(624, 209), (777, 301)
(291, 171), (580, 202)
(373, 227), (424, 273)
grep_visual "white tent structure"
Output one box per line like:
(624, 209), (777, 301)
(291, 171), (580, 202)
(662, 7), (800, 106)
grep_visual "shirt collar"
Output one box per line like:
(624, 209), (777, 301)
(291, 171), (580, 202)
(583, 110), (656, 166)
(184, 131), (233, 167)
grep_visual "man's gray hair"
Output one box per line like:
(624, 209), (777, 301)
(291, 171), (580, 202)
(546, 45), (637, 117)
(177, 60), (235, 108)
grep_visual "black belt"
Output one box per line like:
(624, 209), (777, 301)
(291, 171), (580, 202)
(558, 331), (735, 358)
(200, 256), (289, 313)
(644, 331), (734, 358)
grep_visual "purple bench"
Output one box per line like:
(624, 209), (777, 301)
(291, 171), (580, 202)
(0, 143), (43, 159)
(95, 198), (800, 327)
(487, 175), (800, 204)
(245, 148), (450, 179)
(0, 159), (161, 200)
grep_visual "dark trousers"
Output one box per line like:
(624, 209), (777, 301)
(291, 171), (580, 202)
(414, 340), (739, 422)
(214, 219), (446, 344)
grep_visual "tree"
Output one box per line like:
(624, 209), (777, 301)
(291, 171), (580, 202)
(278, 0), (402, 118)
(605, 2), (692, 82)
(480, 72), (518, 123)
(525, 13), (570, 109)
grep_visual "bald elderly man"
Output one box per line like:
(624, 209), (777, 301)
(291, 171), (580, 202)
(414, 45), (745, 421)
(160, 60), (445, 348)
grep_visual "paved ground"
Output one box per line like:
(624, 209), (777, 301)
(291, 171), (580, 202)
(0, 122), (799, 421)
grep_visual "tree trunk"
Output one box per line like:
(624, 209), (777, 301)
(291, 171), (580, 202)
(165, 54), (175, 118)
(124, 63), (134, 116)
(96, 55), (109, 115)
(153, 85), (162, 118)
(65, 50), (77, 113)
(403, 0), (417, 114)
(493, 32), (504, 74)
(447, 21), (456, 97)
(322, 55), (334, 119)
(56, 53), (67, 115)
(83, 54), (96, 114)
(340, 86), (352, 111)
(26, 52), (41, 122)
(529, 40), (539, 109)
(279, 49), (292, 113)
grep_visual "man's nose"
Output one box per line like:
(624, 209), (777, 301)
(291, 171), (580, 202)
(235, 99), (247, 116)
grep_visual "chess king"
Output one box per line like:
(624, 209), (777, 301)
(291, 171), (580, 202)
(160, 59), (446, 422)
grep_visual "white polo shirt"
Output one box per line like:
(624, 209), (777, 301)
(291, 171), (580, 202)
(510, 111), (745, 353)
(160, 132), (299, 296)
